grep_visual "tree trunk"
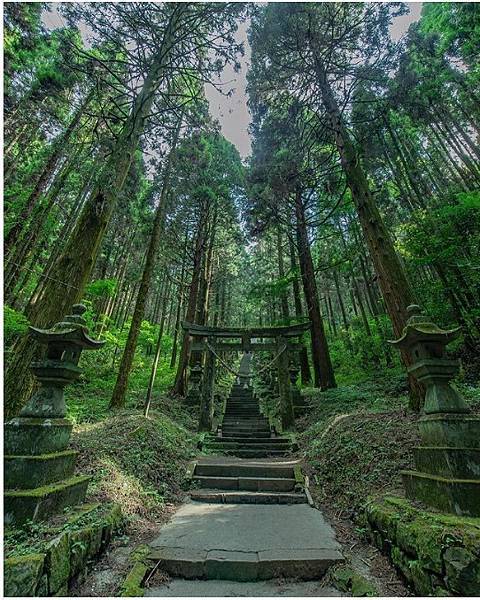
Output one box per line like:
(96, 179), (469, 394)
(173, 204), (209, 396)
(4, 89), (94, 256)
(276, 226), (290, 320)
(110, 118), (181, 409)
(314, 57), (422, 409)
(144, 275), (172, 417)
(288, 233), (311, 384)
(4, 10), (183, 416)
(294, 188), (336, 390)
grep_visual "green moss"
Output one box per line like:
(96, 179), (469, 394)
(331, 566), (378, 597)
(4, 553), (45, 597)
(4, 475), (90, 498)
(120, 562), (149, 597)
(410, 560), (434, 595)
(351, 573), (378, 597)
(45, 534), (70, 594)
(365, 495), (480, 595)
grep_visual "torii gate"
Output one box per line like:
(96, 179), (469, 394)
(181, 321), (311, 431)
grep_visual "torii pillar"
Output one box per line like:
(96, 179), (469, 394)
(276, 336), (295, 431)
(198, 336), (216, 432)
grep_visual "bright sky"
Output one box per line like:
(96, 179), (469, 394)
(42, 2), (423, 159)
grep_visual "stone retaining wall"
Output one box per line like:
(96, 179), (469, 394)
(359, 495), (480, 596)
(4, 503), (123, 597)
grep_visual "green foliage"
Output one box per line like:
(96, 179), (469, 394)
(72, 408), (196, 517)
(4, 305), (30, 348)
(85, 279), (117, 299)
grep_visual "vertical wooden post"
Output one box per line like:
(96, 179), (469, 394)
(277, 336), (295, 431)
(198, 337), (216, 432)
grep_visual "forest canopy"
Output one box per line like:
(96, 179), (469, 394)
(3, 1), (480, 417)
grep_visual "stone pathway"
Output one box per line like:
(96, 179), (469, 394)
(145, 576), (343, 596)
(143, 360), (344, 593)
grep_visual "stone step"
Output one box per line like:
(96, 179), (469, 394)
(205, 441), (291, 450)
(195, 463), (296, 479)
(221, 430), (271, 436)
(219, 431), (271, 438)
(205, 438), (291, 450)
(224, 410), (261, 415)
(221, 424), (270, 429)
(148, 503), (343, 582)
(202, 449), (290, 458)
(190, 489), (306, 504)
(192, 476), (297, 492)
(212, 436), (290, 444)
(222, 417), (269, 427)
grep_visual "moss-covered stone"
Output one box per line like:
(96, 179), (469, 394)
(45, 534), (70, 594)
(119, 546), (152, 597)
(391, 545), (412, 580)
(396, 520), (443, 573)
(413, 447), (480, 479)
(330, 566), (378, 597)
(351, 573), (378, 597)
(69, 528), (93, 578)
(101, 503), (124, 547)
(444, 546), (480, 595)
(363, 495), (480, 596)
(4, 475), (90, 525)
(4, 553), (45, 597)
(418, 414), (480, 449)
(330, 566), (353, 592)
(4, 503), (124, 597)
(4, 418), (73, 455)
(409, 560), (434, 596)
(120, 562), (150, 597)
(5, 450), (77, 490)
(402, 470), (480, 517)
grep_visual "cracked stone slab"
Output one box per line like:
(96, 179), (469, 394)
(148, 502), (342, 580)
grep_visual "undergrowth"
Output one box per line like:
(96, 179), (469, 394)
(71, 404), (197, 521)
(297, 374), (480, 517)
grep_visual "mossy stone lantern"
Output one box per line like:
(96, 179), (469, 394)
(4, 305), (104, 525)
(390, 304), (468, 415)
(186, 362), (203, 406)
(20, 304), (104, 419)
(390, 305), (480, 517)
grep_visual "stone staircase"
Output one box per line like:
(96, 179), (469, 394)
(202, 383), (292, 458)
(192, 381), (305, 504)
(144, 356), (343, 586)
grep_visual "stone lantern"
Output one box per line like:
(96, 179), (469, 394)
(186, 362), (203, 406)
(289, 363), (306, 416)
(4, 305), (104, 525)
(390, 305), (480, 516)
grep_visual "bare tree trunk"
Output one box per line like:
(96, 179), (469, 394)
(295, 188), (336, 390)
(314, 56), (422, 409)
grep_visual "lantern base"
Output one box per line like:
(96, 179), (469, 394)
(413, 446), (480, 480)
(418, 414), (480, 448)
(5, 450), (78, 489)
(4, 475), (91, 526)
(4, 417), (73, 455)
(401, 470), (480, 517)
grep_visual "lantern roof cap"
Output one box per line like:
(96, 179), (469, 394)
(29, 304), (104, 349)
(389, 305), (461, 349)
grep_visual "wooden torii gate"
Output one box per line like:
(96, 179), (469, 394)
(182, 321), (311, 432)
